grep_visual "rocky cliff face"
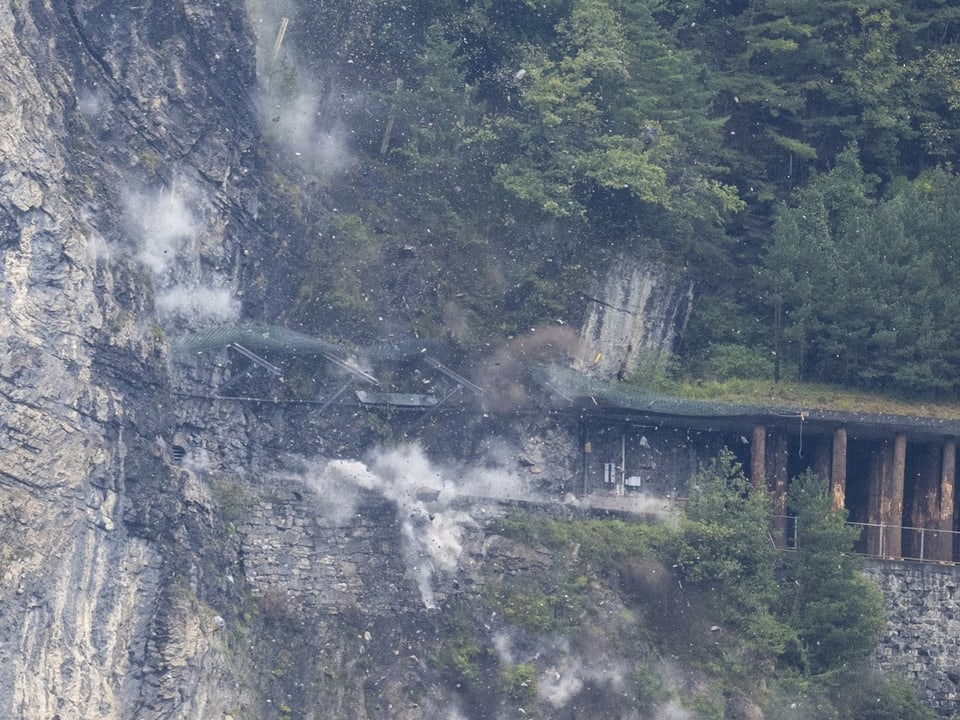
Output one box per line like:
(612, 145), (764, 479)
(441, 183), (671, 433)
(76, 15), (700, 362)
(7, 3), (934, 720)
(0, 2), (258, 717)
(0, 3), (599, 718)
(574, 255), (694, 382)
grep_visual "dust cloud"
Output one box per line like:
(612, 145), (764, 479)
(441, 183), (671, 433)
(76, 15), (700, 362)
(246, 0), (355, 178)
(121, 177), (240, 323)
(300, 442), (534, 609)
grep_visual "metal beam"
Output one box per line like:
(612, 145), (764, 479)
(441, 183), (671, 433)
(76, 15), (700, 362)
(321, 351), (380, 386)
(406, 386), (462, 432)
(229, 343), (283, 375)
(317, 376), (358, 414)
(424, 356), (484, 394)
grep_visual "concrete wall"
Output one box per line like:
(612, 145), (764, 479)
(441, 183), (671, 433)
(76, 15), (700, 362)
(866, 560), (960, 716)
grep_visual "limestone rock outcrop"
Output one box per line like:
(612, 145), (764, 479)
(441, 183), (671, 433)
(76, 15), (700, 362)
(0, 2), (259, 717)
(574, 254), (694, 381)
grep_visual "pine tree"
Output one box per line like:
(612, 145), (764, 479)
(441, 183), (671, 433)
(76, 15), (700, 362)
(781, 471), (885, 676)
(675, 449), (793, 665)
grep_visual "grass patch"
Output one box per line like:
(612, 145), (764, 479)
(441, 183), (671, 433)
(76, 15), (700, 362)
(667, 378), (960, 419)
(494, 515), (674, 568)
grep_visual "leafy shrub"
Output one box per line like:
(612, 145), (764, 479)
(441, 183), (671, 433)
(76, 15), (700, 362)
(672, 449), (793, 664)
(499, 663), (538, 704)
(631, 663), (669, 713)
(430, 608), (488, 688)
(484, 574), (587, 633)
(780, 471), (885, 676)
(836, 674), (935, 720)
(700, 342), (775, 381)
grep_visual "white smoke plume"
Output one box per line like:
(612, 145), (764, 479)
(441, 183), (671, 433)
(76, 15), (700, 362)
(492, 631), (515, 664)
(538, 650), (630, 708)
(302, 443), (535, 608)
(156, 285), (240, 323)
(246, 0), (355, 178)
(259, 87), (355, 176)
(124, 182), (200, 277)
(121, 177), (240, 323)
(244, 0), (298, 69)
(657, 702), (696, 719)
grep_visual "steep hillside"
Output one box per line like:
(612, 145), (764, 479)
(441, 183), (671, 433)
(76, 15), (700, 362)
(0, 2), (937, 720)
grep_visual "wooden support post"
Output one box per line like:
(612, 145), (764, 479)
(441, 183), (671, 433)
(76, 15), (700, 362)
(831, 426), (847, 512)
(941, 439), (956, 561)
(751, 424), (766, 491)
(866, 440), (891, 556)
(880, 433), (906, 559)
(770, 431), (789, 546)
(911, 444), (940, 560)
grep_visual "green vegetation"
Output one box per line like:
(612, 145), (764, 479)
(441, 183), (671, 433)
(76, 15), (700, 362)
(498, 662), (537, 705)
(673, 450), (792, 669)
(483, 575), (587, 633)
(635, 375), (960, 419)
(780, 471), (885, 676)
(493, 514), (670, 565)
(209, 476), (257, 527)
(488, 450), (929, 717)
(430, 607), (489, 688)
(756, 150), (960, 393)
(672, 455), (886, 681)
(630, 662), (669, 714)
(258, 0), (960, 401)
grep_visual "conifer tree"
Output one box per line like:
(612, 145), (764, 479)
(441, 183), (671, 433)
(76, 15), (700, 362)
(675, 449), (793, 666)
(781, 471), (885, 676)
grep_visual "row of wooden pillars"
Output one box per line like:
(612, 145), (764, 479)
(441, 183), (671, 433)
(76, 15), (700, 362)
(749, 424), (957, 561)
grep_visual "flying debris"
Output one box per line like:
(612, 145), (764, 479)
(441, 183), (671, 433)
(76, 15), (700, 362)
(639, 435), (650, 449)
(513, 68), (527, 81)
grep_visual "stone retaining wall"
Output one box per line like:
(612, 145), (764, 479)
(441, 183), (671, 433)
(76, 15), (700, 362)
(235, 485), (418, 616)
(866, 560), (960, 716)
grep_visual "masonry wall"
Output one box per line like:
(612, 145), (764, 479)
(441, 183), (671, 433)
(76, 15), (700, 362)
(234, 476), (960, 716)
(234, 486), (420, 616)
(866, 560), (960, 716)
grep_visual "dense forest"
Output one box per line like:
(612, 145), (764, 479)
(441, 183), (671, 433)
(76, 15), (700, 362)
(260, 0), (960, 397)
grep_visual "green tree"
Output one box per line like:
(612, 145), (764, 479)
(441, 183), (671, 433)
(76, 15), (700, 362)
(385, 22), (484, 220)
(840, 675), (936, 720)
(781, 471), (885, 676)
(488, 0), (742, 239)
(675, 449), (792, 665)
(758, 147), (960, 393)
(757, 185), (836, 381)
(677, 0), (942, 201)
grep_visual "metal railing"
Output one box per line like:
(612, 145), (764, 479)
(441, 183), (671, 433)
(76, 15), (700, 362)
(775, 516), (960, 563)
(846, 521), (958, 562)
